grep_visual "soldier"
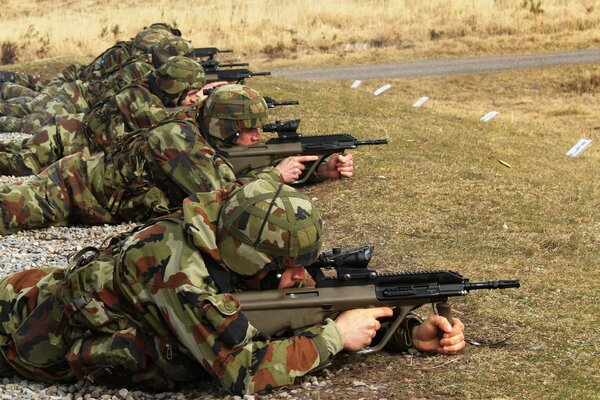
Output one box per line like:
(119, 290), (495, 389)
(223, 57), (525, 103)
(0, 179), (466, 394)
(0, 22), (181, 99)
(0, 36), (196, 129)
(0, 56), (209, 176)
(200, 83), (355, 183)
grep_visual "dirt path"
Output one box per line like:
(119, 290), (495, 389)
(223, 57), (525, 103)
(273, 48), (600, 80)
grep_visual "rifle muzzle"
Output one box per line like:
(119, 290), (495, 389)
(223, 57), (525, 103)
(465, 280), (521, 290)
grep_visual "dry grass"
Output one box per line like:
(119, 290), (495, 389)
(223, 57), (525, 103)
(2, 0), (600, 68)
(1, 1), (599, 398)
(249, 69), (599, 399)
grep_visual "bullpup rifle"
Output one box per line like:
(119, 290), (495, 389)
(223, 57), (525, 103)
(189, 47), (233, 60)
(218, 119), (388, 184)
(235, 245), (520, 354)
(205, 68), (271, 83)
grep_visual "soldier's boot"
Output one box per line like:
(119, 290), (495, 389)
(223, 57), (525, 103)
(0, 71), (16, 84)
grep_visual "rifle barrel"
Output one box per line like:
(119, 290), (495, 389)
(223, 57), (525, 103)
(466, 280), (521, 290)
(356, 139), (388, 146)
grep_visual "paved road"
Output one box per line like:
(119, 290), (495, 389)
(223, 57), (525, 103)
(273, 48), (600, 80)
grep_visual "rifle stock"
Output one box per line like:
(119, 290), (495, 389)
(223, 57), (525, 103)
(235, 246), (520, 354)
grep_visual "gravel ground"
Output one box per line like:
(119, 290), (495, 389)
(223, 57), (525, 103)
(0, 133), (352, 400)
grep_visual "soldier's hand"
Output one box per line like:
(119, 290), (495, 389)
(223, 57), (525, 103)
(317, 153), (354, 179)
(335, 307), (393, 351)
(276, 155), (319, 183)
(196, 81), (229, 102)
(411, 315), (465, 354)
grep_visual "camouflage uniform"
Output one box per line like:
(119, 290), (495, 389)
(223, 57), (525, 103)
(0, 35), (195, 136)
(0, 56), (205, 176)
(0, 180), (357, 394)
(0, 36), (194, 124)
(0, 23), (180, 100)
(0, 117), (241, 233)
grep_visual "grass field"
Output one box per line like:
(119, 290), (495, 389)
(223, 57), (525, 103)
(1, 1), (599, 398)
(249, 70), (599, 399)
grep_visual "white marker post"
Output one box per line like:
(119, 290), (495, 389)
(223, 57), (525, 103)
(480, 111), (499, 122)
(412, 96), (430, 107)
(351, 80), (362, 89)
(565, 139), (593, 157)
(373, 84), (391, 96)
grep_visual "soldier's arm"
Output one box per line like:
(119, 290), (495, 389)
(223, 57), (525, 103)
(147, 120), (240, 194)
(175, 292), (344, 395)
(237, 165), (284, 184)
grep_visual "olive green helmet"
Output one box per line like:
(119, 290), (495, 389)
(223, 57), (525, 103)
(148, 22), (182, 36)
(132, 27), (174, 53)
(152, 56), (205, 98)
(217, 179), (323, 277)
(151, 36), (194, 66)
(202, 84), (269, 145)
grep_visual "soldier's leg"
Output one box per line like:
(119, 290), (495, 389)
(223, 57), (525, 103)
(0, 82), (38, 100)
(0, 101), (29, 118)
(0, 113), (91, 176)
(0, 153), (117, 233)
(0, 112), (55, 135)
(0, 268), (75, 381)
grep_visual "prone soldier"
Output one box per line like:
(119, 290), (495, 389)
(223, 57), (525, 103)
(0, 56), (210, 176)
(0, 36), (196, 131)
(0, 179), (466, 394)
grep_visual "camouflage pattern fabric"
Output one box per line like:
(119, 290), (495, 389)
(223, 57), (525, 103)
(0, 113), (89, 176)
(0, 82), (39, 100)
(0, 84), (169, 176)
(0, 117), (239, 232)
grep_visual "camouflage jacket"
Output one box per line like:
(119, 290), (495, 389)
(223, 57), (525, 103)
(85, 81), (169, 151)
(0, 191), (344, 394)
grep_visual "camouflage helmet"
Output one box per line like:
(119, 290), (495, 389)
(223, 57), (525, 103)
(217, 179), (323, 277)
(152, 56), (205, 98)
(203, 84), (269, 144)
(151, 36), (194, 66)
(148, 22), (182, 36)
(132, 28), (174, 53)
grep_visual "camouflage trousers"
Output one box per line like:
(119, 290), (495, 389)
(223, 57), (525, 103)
(0, 81), (93, 134)
(0, 259), (203, 387)
(0, 113), (92, 176)
(0, 82), (38, 101)
(0, 151), (172, 233)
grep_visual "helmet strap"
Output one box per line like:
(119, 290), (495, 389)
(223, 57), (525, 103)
(253, 182), (285, 248)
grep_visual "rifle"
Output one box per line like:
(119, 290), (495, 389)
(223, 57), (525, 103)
(205, 68), (271, 84)
(235, 245), (520, 354)
(189, 47), (233, 60)
(201, 59), (250, 74)
(218, 119), (388, 184)
(263, 96), (299, 108)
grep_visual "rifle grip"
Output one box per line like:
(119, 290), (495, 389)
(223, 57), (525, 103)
(435, 301), (454, 339)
